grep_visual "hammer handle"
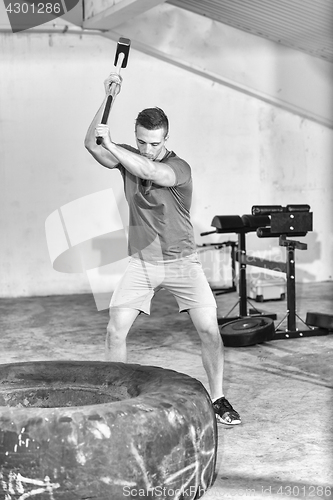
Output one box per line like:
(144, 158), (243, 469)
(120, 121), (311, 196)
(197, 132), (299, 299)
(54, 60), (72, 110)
(96, 91), (115, 145)
(96, 53), (125, 145)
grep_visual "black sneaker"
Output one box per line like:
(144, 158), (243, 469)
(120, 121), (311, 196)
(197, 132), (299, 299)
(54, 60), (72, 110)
(212, 397), (241, 425)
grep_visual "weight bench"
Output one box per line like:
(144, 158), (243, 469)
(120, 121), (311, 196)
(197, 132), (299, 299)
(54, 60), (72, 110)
(202, 204), (328, 345)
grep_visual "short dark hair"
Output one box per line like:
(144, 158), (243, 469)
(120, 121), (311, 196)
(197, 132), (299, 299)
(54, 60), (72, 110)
(135, 107), (169, 137)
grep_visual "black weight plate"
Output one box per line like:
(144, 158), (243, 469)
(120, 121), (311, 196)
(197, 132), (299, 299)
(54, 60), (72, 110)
(220, 317), (275, 347)
(230, 318), (265, 331)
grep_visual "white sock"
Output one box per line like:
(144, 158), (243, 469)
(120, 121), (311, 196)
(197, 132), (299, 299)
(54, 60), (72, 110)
(212, 395), (224, 403)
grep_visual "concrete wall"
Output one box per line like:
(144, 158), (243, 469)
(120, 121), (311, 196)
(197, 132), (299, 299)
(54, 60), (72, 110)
(109, 2), (333, 128)
(1, 6), (332, 303)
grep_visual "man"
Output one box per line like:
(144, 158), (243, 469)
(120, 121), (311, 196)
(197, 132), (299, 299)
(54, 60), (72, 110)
(85, 73), (241, 425)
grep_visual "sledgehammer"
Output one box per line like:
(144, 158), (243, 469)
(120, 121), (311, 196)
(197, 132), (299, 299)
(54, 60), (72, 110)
(96, 37), (131, 145)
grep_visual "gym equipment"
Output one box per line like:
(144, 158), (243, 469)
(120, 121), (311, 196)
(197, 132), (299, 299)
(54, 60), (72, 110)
(96, 37), (131, 145)
(0, 361), (217, 499)
(247, 275), (286, 302)
(306, 312), (333, 331)
(197, 241), (237, 295)
(201, 212), (278, 323)
(203, 204), (329, 346)
(221, 317), (275, 347)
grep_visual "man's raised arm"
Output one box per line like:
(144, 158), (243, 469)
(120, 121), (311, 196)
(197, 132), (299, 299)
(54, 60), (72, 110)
(84, 73), (122, 170)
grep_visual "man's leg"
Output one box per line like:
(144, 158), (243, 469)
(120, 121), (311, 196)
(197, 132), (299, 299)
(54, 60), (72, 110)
(106, 257), (156, 362)
(188, 306), (224, 400)
(189, 306), (241, 425)
(106, 307), (140, 362)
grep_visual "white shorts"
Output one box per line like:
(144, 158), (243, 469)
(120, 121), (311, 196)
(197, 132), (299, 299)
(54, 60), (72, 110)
(110, 253), (217, 315)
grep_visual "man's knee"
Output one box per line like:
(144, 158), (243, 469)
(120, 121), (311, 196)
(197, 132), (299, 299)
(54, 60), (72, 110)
(196, 323), (222, 346)
(106, 321), (127, 349)
(106, 308), (138, 343)
(189, 308), (220, 338)
(107, 314), (127, 336)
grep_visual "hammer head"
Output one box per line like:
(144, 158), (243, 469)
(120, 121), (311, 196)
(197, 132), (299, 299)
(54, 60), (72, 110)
(114, 37), (131, 68)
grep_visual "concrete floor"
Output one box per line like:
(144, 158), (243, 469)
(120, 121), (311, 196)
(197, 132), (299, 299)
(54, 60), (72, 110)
(0, 282), (332, 499)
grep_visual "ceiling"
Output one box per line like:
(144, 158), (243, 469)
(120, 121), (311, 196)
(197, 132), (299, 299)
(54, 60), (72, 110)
(166, 0), (333, 62)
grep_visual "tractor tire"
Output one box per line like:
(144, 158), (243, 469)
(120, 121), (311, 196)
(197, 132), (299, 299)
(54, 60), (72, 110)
(0, 361), (217, 500)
